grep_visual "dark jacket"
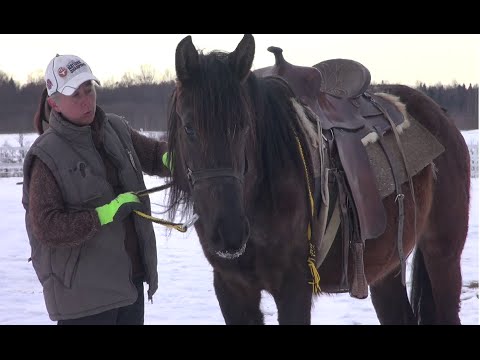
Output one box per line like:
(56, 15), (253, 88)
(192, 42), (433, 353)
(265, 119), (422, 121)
(22, 106), (169, 321)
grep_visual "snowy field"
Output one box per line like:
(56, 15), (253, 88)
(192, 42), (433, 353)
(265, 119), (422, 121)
(0, 130), (477, 325)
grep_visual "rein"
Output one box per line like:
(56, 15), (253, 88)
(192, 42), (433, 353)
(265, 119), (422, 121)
(133, 182), (199, 233)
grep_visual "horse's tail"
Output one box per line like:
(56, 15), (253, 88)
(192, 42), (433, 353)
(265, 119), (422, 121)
(410, 247), (435, 324)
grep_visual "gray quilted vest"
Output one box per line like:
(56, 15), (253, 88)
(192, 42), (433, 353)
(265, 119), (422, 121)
(22, 109), (158, 321)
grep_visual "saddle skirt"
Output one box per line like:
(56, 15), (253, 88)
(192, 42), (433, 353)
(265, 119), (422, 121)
(296, 97), (445, 198)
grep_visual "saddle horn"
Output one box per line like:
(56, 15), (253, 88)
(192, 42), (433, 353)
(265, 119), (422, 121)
(267, 46), (286, 66)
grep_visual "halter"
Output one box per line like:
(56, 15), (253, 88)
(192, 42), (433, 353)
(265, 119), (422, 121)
(186, 166), (244, 187)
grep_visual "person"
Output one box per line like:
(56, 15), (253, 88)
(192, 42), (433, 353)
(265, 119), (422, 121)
(22, 54), (171, 325)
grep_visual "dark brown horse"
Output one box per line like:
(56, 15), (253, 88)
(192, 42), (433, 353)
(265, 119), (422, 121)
(165, 34), (470, 324)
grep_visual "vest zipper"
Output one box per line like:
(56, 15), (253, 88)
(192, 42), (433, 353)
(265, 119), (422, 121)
(104, 125), (151, 293)
(97, 139), (136, 284)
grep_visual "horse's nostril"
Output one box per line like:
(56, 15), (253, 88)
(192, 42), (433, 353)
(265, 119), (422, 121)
(214, 216), (250, 252)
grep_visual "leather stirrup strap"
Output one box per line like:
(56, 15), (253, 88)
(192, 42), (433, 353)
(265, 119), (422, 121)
(370, 98), (416, 286)
(333, 169), (352, 292)
(374, 126), (407, 285)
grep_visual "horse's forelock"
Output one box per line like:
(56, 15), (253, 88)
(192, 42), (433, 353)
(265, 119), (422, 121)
(166, 90), (194, 223)
(186, 52), (254, 149)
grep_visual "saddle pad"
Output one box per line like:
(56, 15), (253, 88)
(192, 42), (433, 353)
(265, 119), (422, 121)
(366, 114), (445, 199)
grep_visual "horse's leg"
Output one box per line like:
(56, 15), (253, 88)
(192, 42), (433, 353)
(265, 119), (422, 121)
(412, 244), (464, 324)
(410, 247), (436, 324)
(370, 266), (416, 324)
(272, 269), (312, 325)
(213, 270), (264, 325)
(364, 165), (434, 325)
(413, 161), (469, 324)
(415, 229), (466, 324)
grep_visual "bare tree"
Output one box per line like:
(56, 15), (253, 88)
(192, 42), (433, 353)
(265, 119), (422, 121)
(138, 64), (158, 85)
(161, 69), (175, 82)
(26, 70), (44, 85)
(0, 70), (9, 83)
(119, 72), (136, 86)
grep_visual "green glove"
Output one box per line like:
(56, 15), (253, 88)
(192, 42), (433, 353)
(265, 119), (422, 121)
(162, 152), (173, 172)
(95, 192), (142, 226)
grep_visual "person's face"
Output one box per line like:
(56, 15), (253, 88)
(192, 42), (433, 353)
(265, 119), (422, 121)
(47, 81), (97, 126)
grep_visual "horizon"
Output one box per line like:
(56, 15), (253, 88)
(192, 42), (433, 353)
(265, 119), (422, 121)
(0, 34), (478, 87)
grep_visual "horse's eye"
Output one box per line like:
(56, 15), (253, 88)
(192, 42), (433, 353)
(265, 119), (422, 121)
(184, 125), (195, 137)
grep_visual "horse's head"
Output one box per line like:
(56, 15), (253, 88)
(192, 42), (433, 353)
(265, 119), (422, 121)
(169, 34), (256, 259)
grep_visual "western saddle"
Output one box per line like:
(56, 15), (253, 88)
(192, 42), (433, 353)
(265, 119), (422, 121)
(254, 47), (411, 299)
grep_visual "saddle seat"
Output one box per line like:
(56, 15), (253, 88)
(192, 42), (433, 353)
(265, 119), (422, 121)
(313, 58), (371, 99)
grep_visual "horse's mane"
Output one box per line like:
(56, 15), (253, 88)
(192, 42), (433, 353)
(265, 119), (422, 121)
(166, 51), (313, 222)
(247, 75), (314, 210)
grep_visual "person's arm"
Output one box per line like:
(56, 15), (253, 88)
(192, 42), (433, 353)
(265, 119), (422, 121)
(28, 157), (101, 248)
(28, 157), (143, 248)
(129, 128), (170, 177)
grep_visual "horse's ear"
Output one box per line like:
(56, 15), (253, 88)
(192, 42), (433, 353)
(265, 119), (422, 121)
(175, 35), (200, 83)
(228, 34), (255, 83)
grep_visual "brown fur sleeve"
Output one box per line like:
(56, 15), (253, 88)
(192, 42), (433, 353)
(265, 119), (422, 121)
(129, 128), (170, 177)
(28, 157), (101, 248)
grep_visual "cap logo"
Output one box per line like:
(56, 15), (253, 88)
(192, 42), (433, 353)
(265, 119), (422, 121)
(58, 67), (68, 77)
(46, 79), (53, 90)
(67, 60), (86, 73)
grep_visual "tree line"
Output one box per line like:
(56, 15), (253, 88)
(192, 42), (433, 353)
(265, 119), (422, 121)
(416, 82), (478, 130)
(0, 70), (477, 134)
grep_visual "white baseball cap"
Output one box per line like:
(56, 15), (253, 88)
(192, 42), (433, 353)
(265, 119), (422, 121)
(45, 54), (100, 96)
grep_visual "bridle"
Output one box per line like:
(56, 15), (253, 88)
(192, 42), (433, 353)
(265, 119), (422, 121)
(186, 166), (244, 187)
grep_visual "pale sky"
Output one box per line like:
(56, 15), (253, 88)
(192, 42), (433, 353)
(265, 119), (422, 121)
(0, 34), (478, 87)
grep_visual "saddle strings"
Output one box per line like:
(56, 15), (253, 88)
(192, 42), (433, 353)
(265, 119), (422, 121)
(292, 126), (321, 294)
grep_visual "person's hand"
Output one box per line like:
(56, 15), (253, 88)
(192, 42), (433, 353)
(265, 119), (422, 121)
(95, 192), (142, 226)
